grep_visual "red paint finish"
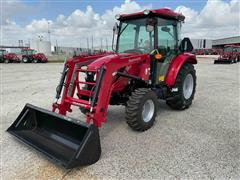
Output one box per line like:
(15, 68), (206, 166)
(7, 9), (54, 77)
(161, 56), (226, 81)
(165, 53), (197, 86)
(33, 53), (48, 63)
(219, 45), (240, 61)
(4, 53), (20, 62)
(53, 51), (196, 127)
(53, 52), (150, 127)
(119, 8), (185, 21)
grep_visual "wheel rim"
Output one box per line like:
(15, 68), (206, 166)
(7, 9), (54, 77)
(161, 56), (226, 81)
(142, 99), (155, 123)
(183, 73), (194, 99)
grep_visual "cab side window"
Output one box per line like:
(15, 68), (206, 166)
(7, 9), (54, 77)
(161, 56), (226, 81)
(157, 19), (177, 55)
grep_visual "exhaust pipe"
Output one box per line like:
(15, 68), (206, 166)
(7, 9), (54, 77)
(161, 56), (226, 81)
(7, 104), (101, 169)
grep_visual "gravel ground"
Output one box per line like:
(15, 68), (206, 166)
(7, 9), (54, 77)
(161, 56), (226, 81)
(0, 57), (239, 179)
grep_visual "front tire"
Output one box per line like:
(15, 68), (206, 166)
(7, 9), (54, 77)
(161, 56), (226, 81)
(166, 63), (196, 110)
(126, 88), (158, 131)
(33, 59), (38, 63)
(4, 59), (9, 63)
(234, 57), (238, 63)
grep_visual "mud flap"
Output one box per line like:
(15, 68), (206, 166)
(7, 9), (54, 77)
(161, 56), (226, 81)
(7, 104), (101, 169)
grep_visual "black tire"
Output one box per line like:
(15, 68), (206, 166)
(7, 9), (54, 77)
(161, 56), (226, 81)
(166, 63), (196, 110)
(126, 88), (158, 131)
(234, 57), (238, 63)
(4, 59), (9, 63)
(33, 59), (39, 63)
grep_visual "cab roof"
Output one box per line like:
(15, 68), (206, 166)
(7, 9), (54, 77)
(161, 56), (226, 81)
(119, 8), (185, 21)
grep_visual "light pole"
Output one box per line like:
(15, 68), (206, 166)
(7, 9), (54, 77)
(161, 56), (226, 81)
(47, 21), (51, 42)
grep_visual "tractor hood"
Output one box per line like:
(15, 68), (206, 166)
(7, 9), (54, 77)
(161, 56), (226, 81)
(87, 53), (139, 70)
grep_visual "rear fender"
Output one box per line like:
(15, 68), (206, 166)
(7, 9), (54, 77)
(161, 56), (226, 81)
(165, 53), (197, 87)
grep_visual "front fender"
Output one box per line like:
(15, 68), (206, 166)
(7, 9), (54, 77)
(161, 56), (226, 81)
(165, 53), (197, 87)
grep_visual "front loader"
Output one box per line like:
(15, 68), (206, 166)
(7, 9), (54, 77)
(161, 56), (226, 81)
(214, 45), (240, 64)
(7, 8), (197, 169)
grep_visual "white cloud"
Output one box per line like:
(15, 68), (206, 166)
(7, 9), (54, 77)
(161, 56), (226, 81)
(175, 0), (240, 39)
(1, 0), (240, 47)
(26, 19), (53, 33)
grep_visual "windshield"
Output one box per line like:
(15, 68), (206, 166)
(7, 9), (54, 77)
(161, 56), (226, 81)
(224, 47), (233, 52)
(118, 18), (154, 54)
(117, 17), (178, 54)
(22, 50), (34, 55)
(0, 50), (6, 56)
(234, 47), (240, 52)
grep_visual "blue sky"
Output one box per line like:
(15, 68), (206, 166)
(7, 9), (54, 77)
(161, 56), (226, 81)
(2, 0), (238, 46)
(12, 0), (228, 25)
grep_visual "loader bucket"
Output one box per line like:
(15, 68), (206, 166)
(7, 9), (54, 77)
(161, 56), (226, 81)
(7, 104), (101, 169)
(214, 59), (232, 64)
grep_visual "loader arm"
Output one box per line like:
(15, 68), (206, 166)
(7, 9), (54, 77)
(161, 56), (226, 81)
(88, 54), (151, 127)
(54, 53), (150, 127)
(52, 52), (112, 114)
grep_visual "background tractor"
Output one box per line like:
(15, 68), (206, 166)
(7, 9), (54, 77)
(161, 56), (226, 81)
(21, 48), (48, 63)
(214, 45), (240, 64)
(8, 8), (197, 169)
(0, 49), (20, 63)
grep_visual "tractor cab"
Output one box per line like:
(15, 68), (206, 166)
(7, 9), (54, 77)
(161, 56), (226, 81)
(0, 49), (7, 62)
(21, 48), (35, 56)
(21, 49), (37, 63)
(113, 8), (193, 84)
(0, 49), (7, 56)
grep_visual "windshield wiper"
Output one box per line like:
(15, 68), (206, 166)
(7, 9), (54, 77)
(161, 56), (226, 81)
(120, 24), (129, 35)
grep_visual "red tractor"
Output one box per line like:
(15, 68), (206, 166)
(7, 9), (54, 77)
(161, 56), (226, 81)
(0, 49), (20, 63)
(8, 8), (197, 169)
(214, 45), (240, 64)
(21, 48), (48, 63)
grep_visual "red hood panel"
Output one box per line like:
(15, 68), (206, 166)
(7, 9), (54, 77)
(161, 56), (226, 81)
(87, 53), (139, 70)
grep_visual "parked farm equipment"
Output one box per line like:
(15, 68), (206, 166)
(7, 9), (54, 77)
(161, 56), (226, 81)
(0, 49), (20, 63)
(7, 8), (197, 169)
(214, 45), (240, 64)
(21, 48), (48, 63)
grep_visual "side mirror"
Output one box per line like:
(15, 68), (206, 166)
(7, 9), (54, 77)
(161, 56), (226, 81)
(161, 26), (170, 32)
(146, 25), (154, 32)
(146, 18), (156, 32)
(179, 37), (193, 52)
(113, 22), (119, 35)
(112, 22), (119, 52)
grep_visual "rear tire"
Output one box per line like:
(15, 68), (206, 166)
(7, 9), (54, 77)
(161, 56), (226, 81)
(166, 63), (196, 110)
(126, 88), (158, 131)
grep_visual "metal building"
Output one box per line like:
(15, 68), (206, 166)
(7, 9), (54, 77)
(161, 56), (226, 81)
(212, 36), (240, 48)
(190, 39), (212, 49)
